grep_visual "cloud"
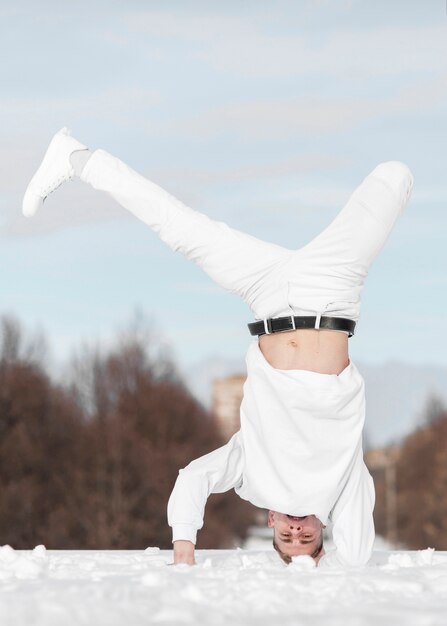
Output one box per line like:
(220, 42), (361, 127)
(124, 9), (447, 78)
(169, 97), (380, 139)
(125, 11), (261, 46)
(1, 179), (127, 239)
(166, 74), (447, 140)
(0, 88), (161, 137)
(149, 153), (347, 187)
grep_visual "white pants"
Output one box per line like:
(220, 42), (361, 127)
(81, 150), (413, 326)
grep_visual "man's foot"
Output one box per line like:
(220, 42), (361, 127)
(22, 127), (88, 217)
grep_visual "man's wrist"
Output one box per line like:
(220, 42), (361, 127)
(173, 540), (195, 565)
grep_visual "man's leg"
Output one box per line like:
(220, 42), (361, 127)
(79, 148), (292, 318)
(300, 161), (412, 272)
(23, 129), (291, 319)
(284, 161), (414, 322)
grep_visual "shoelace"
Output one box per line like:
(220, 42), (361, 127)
(41, 170), (74, 197)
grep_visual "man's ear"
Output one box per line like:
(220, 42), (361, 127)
(267, 511), (275, 528)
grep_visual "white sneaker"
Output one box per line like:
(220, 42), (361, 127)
(22, 126), (88, 217)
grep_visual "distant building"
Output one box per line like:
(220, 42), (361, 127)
(212, 374), (246, 439)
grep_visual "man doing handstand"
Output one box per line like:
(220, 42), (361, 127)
(23, 128), (413, 567)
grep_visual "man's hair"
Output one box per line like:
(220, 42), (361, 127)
(272, 530), (324, 565)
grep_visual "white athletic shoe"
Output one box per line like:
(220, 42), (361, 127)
(22, 126), (87, 217)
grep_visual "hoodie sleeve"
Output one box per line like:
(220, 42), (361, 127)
(167, 431), (245, 545)
(319, 454), (375, 569)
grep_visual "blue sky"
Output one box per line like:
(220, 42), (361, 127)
(1, 0), (447, 374)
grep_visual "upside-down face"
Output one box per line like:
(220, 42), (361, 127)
(268, 511), (326, 563)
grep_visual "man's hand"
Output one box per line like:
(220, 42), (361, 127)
(173, 540), (196, 565)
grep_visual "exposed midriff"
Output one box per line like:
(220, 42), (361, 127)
(258, 328), (350, 375)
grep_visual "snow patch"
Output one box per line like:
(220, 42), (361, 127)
(0, 548), (446, 625)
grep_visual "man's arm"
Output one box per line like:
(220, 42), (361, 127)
(167, 431), (244, 564)
(319, 455), (375, 568)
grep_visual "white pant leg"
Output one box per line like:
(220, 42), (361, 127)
(81, 152), (413, 325)
(284, 161), (414, 324)
(81, 149), (292, 319)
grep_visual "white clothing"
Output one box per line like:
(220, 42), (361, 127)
(167, 341), (375, 567)
(80, 149), (414, 567)
(81, 151), (413, 324)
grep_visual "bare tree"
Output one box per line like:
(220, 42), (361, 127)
(0, 316), (256, 549)
(421, 393), (447, 426)
(396, 396), (447, 549)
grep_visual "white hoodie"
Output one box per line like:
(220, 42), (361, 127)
(168, 340), (375, 567)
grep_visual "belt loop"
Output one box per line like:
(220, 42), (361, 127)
(315, 312), (321, 330)
(263, 319), (271, 335)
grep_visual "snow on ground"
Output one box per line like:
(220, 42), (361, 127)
(1, 546), (447, 626)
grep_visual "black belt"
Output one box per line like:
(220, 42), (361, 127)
(247, 315), (356, 337)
